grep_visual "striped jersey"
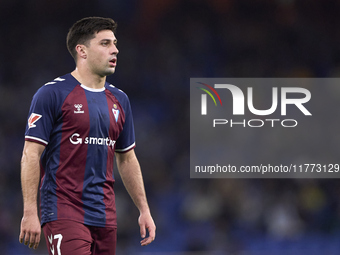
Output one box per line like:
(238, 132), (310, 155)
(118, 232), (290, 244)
(25, 73), (135, 227)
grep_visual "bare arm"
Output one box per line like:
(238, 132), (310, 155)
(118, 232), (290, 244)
(19, 141), (45, 249)
(116, 149), (156, 246)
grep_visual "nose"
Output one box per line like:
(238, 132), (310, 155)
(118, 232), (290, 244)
(111, 44), (119, 55)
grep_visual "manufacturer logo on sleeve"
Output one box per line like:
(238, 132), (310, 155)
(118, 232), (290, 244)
(28, 113), (42, 128)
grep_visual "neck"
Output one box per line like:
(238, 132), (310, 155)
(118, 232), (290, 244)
(71, 67), (106, 89)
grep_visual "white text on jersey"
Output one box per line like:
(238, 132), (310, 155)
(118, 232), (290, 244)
(69, 133), (116, 149)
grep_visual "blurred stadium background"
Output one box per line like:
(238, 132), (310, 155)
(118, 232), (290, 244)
(1, 0), (340, 254)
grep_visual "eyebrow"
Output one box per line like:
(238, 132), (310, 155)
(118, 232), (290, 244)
(100, 39), (117, 44)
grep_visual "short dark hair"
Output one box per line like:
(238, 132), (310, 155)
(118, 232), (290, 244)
(66, 17), (117, 61)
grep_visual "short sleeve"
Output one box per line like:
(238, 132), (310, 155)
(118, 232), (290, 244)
(114, 93), (136, 152)
(25, 86), (58, 146)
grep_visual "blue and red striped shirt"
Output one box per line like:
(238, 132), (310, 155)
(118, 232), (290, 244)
(25, 73), (135, 227)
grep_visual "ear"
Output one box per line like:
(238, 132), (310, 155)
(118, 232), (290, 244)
(75, 44), (87, 59)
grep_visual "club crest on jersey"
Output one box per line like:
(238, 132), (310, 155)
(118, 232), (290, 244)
(28, 113), (42, 128)
(112, 104), (119, 122)
(74, 104), (84, 114)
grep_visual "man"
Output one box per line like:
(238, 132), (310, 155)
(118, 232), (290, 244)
(19, 17), (156, 254)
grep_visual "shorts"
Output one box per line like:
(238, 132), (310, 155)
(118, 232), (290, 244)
(42, 220), (117, 255)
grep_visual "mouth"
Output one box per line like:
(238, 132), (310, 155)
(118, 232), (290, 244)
(109, 58), (117, 67)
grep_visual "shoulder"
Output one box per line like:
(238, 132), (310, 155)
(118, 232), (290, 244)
(105, 83), (131, 104)
(33, 74), (79, 100)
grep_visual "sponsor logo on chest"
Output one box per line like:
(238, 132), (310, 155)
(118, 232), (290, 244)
(69, 133), (116, 149)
